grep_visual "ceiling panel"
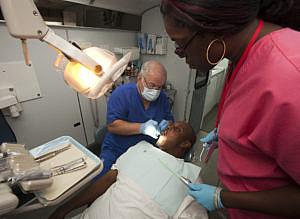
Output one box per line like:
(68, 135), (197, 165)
(35, 0), (74, 9)
(64, 0), (161, 15)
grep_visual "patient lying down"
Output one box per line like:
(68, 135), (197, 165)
(50, 122), (208, 219)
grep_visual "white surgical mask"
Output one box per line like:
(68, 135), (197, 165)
(142, 86), (161, 101)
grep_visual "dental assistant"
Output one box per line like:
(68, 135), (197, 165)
(161, 0), (300, 218)
(98, 60), (174, 177)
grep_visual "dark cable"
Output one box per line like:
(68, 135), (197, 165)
(76, 93), (89, 146)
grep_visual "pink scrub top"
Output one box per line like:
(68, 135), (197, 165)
(218, 28), (300, 219)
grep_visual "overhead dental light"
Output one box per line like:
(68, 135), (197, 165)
(0, 0), (131, 99)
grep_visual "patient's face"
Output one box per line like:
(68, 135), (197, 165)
(157, 122), (191, 153)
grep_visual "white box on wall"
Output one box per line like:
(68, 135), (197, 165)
(155, 36), (168, 55)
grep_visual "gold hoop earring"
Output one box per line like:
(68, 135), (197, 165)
(206, 39), (226, 65)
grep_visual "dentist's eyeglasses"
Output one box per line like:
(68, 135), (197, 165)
(174, 31), (199, 58)
(142, 77), (163, 90)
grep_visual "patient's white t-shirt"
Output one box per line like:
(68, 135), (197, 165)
(81, 141), (208, 219)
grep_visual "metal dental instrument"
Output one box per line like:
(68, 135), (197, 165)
(7, 158), (87, 184)
(199, 142), (209, 162)
(8, 169), (52, 184)
(158, 159), (193, 189)
(34, 144), (71, 163)
(50, 157), (87, 176)
(0, 152), (21, 159)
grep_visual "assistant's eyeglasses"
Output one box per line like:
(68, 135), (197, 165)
(174, 31), (199, 58)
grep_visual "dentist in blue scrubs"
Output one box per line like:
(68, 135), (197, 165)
(98, 60), (174, 177)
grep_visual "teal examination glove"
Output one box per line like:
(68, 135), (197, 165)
(140, 119), (160, 139)
(158, 120), (169, 132)
(188, 183), (224, 212)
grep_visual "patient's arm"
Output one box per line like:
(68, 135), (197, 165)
(108, 119), (141, 135)
(49, 170), (118, 219)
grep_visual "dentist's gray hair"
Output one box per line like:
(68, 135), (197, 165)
(140, 60), (167, 78)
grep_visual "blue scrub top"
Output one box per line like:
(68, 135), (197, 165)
(101, 82), (174, 158)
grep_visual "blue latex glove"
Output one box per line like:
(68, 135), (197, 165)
(188, 183), (224, 211)
(200, 128), (218, 144)
(158, 120), (169, 132)
(140, 119), (160, 139)
(199, 128), (218, 162)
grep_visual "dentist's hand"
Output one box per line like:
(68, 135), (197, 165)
(188, 183), (224, 211)
(158, 120), (169, 132)
(140, 119), (160, 139)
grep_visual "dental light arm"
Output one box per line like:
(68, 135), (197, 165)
(0, 0), (101, 74)
(0, 0), (131, 99)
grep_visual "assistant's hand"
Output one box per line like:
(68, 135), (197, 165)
(200, 128), (218, 144)
(140, 119), (160, 139)
(158, 119), (169, 132)
(199, 129), (218, 162)
(188, 183), (224, 211)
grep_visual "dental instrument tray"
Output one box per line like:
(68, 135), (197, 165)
(30, 136), (103, 205)
(7, 136), (103, 214)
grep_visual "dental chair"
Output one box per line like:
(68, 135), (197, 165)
(0, 111), (16, 144)
(87, 126), (107, 156)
